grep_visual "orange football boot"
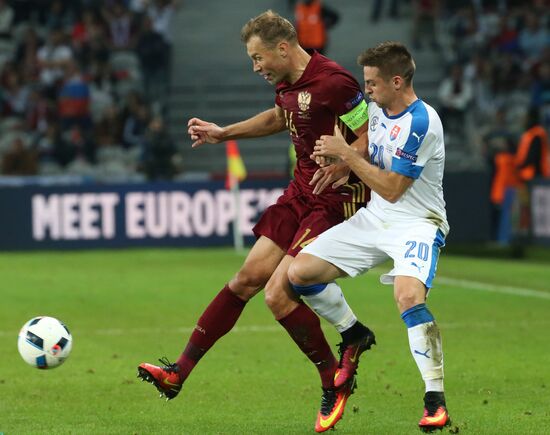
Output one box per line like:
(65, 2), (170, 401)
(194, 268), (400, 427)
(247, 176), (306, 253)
(334, 328), (376, 388)
(137, 357), (183, 400)
(315, 376), (356, 433)
(418, 392), (451, 432)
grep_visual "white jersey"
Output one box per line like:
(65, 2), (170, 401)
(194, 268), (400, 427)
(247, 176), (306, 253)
(366, 99), (449, 235)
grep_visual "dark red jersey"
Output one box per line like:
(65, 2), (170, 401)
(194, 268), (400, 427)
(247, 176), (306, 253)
(275, 52), (369, 199)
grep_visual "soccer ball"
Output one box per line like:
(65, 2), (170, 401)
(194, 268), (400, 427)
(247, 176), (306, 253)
(17, 316), (73, 369)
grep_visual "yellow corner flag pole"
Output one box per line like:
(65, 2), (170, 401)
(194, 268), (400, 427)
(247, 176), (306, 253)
(226, 140), (247, 252)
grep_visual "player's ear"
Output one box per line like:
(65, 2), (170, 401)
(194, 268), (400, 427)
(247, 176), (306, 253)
(278, 41), (289, 58)
(393, 76), (402, 90)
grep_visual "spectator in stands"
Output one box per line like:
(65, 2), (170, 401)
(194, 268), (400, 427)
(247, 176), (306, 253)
(34, 122), (62, 169)
(488, 141), (520, 242)
(530, 56), (550, 131)
(122, 91), (150, 148)
(139, 114), (176, 180)
(1, 136), (37, 175)
(371, 0), (401, 22)
(490, 12), (520, 54)
(147, 0), (178, 92)
(516, 106), (550, 184)
(491, 51), (526, 100)
(481, 107), (517, 168)
(103, 1), (137, 51)
(0, 0), (14, 39)
(475, 4), (502, 46)
(129, 0), (148, 21)
(37, 26), (74, 97)
(438, 63), (472, 133)
(24, 86), (56, 136)
(14, 26), (41, 83)
(135, 15), (169, 104)
(456, 5), (486, 61)
(72, 7), (106, 65)
(80, 19), (111, 71)
(45, 0), (74, 32)
(57, 123), (96, 167)
(480, 107), (519, 239)
(57, 59), (91, 131)
(411, 0), (441, 51)
(95, 102), (123, 147)
(88, 58), (116, 121)
(464, 51), (495, 117)
(294, 0), (339, 55)
(518, 12), (549, 68)
(1, 68), (30, 117)
(147, 0), (178, 48)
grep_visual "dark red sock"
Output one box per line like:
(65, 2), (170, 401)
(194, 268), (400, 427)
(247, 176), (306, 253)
(176, 284), (246, 380)
(278, 302), (338, 389)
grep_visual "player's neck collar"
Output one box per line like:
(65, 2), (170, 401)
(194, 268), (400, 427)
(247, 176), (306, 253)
(383, 99), (421, 119)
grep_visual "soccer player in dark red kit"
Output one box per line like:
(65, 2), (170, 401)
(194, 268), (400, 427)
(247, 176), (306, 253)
(137, 10), (374, 432)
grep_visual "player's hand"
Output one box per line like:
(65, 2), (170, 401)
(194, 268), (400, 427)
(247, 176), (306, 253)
(313, 125), (350, 161)
(309, 163), (350, 195)
(311, 155), (339, 167)
(187, 118), (225, 148)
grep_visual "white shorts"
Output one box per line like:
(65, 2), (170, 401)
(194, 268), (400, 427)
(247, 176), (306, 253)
(301, 207), (446, 288)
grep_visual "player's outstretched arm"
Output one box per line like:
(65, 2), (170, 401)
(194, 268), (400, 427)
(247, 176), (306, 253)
(188, 118), (225, 148)
(188, 106), (286, 148)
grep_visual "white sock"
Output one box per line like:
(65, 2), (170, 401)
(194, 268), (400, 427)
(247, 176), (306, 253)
(407, 321), (444, 392)
(303, 282), (357, 332)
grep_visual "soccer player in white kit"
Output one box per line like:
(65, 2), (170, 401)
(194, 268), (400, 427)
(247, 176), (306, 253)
(288, 41), (451, 432)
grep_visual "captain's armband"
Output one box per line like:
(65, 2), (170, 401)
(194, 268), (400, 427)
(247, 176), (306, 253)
(339, 100), (368, 131)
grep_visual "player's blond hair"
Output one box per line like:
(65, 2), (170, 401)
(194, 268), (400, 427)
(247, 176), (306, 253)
(357, 41), (416, 86)
(240, 10), (297, 48)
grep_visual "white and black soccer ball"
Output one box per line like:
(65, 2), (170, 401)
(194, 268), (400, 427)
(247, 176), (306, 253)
(17, 316), (73, 369)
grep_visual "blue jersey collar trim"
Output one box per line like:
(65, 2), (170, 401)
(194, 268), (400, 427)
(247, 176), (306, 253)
(383, 99), (422, 119)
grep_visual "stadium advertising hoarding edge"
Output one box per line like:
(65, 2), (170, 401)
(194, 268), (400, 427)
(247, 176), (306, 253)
(531, 180), (550, 245)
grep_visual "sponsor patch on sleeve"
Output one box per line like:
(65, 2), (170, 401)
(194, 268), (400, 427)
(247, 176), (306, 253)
(345, 91), (365, 110)
(396, 147), (417, 162)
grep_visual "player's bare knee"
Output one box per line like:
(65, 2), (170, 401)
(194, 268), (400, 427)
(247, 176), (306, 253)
(263, 289), (281, 312)
(229, 269), (266, 300)
(287, 256), (311, 286)
(394, 291), (420, 313)
(264, 286), (297, 318)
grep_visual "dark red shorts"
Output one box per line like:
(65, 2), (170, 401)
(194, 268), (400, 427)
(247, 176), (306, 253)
(253, 181), (367, 257)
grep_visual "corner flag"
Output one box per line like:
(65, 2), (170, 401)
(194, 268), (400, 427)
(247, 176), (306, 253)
(225, 140), (247, 189)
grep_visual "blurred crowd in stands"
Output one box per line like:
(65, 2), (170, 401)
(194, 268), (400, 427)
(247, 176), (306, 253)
(1, 0), (548, 190)
(435, 0), (549, 135)
(0, 0), (181, 181)
(434, 0), (549, 240)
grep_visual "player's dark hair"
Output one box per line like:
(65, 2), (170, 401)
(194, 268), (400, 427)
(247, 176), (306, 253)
(241, 10), (297, 48)
(357, 41), (415, 85)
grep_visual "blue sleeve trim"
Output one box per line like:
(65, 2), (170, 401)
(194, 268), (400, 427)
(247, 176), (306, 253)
(401, 303), (434, 328)
(391, 157), (423, 179)
(290, 282), (327, 296)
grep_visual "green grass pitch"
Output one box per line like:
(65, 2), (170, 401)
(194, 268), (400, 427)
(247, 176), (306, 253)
(0, 248), (549, 434)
